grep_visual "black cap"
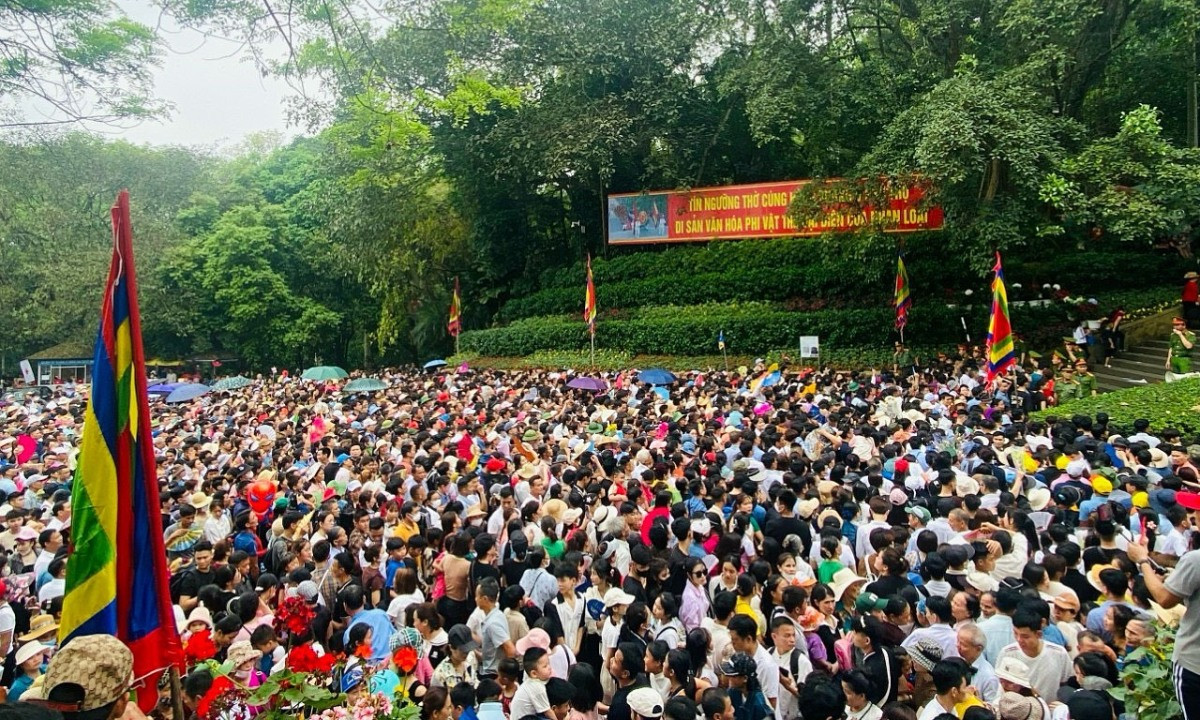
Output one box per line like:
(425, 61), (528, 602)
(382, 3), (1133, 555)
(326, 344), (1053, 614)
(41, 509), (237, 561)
(447, 624), (479, 652)
(1065, 690), (1113, 720)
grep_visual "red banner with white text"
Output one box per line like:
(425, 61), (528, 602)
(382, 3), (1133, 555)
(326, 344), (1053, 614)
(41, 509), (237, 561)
(606, 179), (943, 245)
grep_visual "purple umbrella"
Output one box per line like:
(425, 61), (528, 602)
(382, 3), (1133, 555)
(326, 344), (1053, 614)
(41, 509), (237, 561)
(567, 377), (607, 392)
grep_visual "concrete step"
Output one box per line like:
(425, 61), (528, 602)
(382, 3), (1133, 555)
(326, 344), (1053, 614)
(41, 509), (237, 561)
(1093, 367), (1153, 391)
(1105, 357), (1169, 375)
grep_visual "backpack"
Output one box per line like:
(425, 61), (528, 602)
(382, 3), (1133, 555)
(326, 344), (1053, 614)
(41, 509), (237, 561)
(265, 536), (289, 575)
(169, 566), (196, 604)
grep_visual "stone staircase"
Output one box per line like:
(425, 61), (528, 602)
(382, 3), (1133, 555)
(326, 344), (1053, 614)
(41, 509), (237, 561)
(1093, 339), (1170, 391)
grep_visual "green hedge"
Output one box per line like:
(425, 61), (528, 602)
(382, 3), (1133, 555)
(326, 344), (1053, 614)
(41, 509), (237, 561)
(500, 265), (873, 322)
(461, 301), (1072, 356)
(1034, 378), (1200, 433)
(449, 346), (958, 372)
(502, 241), (1190, 323)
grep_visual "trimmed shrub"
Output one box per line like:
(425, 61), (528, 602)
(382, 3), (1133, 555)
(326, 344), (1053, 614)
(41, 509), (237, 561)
(460, 301), (1070, 357)
(1034, 378), (1200, 433)
(504, 240), (1189, 323)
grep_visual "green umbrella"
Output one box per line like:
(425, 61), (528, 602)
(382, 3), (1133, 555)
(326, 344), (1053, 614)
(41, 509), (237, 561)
(212, 375), (252, 391)
(301, 365), (349, 381)
(344, 377), (389, 392)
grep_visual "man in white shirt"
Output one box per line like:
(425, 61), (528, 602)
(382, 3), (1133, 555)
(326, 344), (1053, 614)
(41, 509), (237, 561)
(855, 497), (892, 564)
(769, 617), (810, 720)
(730, 614), (779, 711)
(995, 607), (1071, 702)
(956, 623), (1001, 705)
(916, 660), (970, 720)
(901, 596), (959, 659)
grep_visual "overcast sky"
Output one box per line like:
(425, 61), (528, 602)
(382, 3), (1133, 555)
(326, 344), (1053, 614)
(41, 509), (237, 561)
(7, 2), (301, 148)
(117, 2), (298, 148)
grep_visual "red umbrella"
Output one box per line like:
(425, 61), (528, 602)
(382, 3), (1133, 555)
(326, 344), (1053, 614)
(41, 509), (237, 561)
(15, 435), (36, 464)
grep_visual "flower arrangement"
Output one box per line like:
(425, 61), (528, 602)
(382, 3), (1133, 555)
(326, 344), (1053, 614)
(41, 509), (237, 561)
(286, 644), (337, 674)
(274, 596), (317, 639)
(320, 693), (394, 720)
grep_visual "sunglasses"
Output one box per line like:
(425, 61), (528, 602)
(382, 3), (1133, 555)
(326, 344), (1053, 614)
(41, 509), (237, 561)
(691, 571), (707, 578)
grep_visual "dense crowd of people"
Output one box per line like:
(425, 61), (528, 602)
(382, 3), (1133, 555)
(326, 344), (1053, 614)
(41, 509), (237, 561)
(0, 350), (1198, 720)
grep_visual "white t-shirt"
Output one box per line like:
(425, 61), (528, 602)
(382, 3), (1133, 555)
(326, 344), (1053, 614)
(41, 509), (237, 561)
(753, 643), (780, 706)
(387, 590), (426, 627)
(917, 697), (955, 720)
(772, 648), (810, 720)
(0, 603), (15, 657)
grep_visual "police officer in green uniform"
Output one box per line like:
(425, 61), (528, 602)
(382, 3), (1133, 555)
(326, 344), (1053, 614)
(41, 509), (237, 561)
(1059, 366), (1080, 403)
(1168, 316), (1197, 374)
(1073, 359), (1097, 399)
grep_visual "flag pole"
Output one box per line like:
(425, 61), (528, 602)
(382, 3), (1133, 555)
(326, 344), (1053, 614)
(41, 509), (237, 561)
(169, 666), (186, 720)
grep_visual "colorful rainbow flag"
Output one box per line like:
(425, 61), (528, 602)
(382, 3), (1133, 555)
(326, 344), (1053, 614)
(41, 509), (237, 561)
(59, 191), (180, 710)
(985, 252), (1016, 383)
(447, 277), (462, 337)
(894, 255), (911, 329)
(584, 254), (597, 335)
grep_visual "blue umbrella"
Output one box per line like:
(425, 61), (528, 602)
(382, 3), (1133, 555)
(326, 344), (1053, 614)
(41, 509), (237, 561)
(423, 359), (448, 370)
(146, 383), (181, 395)
(165, 384), (211, 403)
(637, 368), (677, 385)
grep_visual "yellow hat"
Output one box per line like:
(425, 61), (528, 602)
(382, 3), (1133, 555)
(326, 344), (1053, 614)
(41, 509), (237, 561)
(1055, 455), (1069, 470)
(1092, 476), (1113, 495)
(1133, 490), (1149, 508)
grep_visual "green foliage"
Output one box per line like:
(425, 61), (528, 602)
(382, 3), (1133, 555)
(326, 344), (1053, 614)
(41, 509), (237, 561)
(1041, 105), (1200, 249)
(462, 301), (1075, 357)
(1034, 378), (1200, 433)
(450, 347), (957, 372)
(501, 241), (1189, 322)
(1109, 624), (1182, 720)
(0, 0), (163, 126)
(157, 207), (344, 367)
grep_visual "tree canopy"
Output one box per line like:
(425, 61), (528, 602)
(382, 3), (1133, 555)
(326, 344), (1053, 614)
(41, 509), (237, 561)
(3, 0), (1200, 368)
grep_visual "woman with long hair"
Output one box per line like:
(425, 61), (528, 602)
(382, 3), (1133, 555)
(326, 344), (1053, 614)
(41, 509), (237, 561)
(580, 558), (618, 672)
(566, 663), (606, 720)
(680, 558), (710, 632)
(436, 531), (474, 629)
(652, 591), (685, 648)
(683, 627), (714, 684)
(665, 648), (710, 702)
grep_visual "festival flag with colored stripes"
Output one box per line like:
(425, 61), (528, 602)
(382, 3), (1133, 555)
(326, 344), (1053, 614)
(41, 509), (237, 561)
(584, 254), (597, 335)
(985, 252), (1016, 383)
(894, 255), (911, 329)
(447, 277), (462, 337)
(59, 191), (180, 710)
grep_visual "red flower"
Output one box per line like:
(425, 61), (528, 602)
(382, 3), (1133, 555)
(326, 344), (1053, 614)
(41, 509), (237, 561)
(274, 596), (316, 637)
(354, 643), (372, 660)
(286, 643), (320, 673)
(184, 630), (218, 665)
(392, 645), (418, 673)
(197, 676), (237, 720)
(285, 642), (337, 674)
